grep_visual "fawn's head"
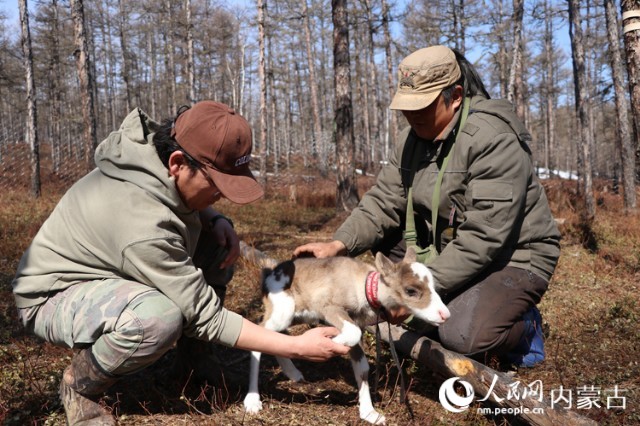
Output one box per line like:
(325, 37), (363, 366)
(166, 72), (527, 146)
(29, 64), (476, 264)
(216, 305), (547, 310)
(374, 247), (450, 326)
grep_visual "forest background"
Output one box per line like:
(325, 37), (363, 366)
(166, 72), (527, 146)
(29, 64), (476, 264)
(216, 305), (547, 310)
(0, 0), (639, 215)
(0, 0), (639, 424)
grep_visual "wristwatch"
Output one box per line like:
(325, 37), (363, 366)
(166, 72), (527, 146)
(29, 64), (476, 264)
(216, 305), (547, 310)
(210, 214), (234, 229)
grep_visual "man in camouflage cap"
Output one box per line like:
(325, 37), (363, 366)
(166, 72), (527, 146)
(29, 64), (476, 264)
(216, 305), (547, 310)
(296, 46), (561, 369)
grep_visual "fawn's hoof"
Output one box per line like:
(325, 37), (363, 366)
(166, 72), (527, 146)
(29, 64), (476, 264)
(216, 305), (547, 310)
(362, 410), (386, 425)
(243, 393), (263, 414)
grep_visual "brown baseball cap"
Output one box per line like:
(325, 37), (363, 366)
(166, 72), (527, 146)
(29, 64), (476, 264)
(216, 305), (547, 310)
(171, 101), (264, 205)
(389, 45), (461, 111)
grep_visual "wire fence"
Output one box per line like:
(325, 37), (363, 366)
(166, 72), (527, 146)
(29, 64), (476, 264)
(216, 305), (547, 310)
(0, 107), (389, 200)
(0, 131), (373, 203)
(0, 137), (91, 195)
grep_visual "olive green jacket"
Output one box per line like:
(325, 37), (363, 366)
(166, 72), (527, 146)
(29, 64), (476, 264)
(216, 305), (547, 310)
(334, 96), (561, 294)
(12, 108), (244, 346)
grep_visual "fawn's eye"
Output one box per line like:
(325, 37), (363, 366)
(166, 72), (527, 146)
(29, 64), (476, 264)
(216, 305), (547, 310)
(404, 287), (420, 298)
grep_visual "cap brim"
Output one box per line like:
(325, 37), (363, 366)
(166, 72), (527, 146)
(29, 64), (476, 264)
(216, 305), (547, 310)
(389, 90), (441, 111)
(208, 166), (264, 205)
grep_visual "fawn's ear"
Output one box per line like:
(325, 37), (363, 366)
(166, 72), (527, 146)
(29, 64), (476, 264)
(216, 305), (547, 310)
(374, 251), (395, 275)
(403, 246), (417, 263)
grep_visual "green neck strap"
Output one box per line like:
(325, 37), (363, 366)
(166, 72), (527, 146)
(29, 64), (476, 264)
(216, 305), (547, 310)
(404, 97), (471, 251)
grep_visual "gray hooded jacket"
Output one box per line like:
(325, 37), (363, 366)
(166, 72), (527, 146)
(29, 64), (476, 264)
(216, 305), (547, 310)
(12, 108), (244, 346)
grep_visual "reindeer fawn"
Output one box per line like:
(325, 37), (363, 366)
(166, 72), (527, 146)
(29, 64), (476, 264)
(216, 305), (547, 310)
(243, 247), (450, 425)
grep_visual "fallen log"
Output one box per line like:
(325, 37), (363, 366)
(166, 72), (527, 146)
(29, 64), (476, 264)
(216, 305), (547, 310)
(366, 324), (597, 426)
(239, 241), (278, 269)
(238, 241), (596, 426)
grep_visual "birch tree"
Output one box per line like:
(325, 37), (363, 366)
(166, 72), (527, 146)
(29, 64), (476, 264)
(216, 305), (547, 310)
(257, 0), (268, 184)
(19, 0), (40, 197)
(543, 0), (557, 175)
(302, 0), (322, 158)
(164, 0), (177, 116)
(607, 0), (637, 211)
(381, 0), (397, 155)
(333, 0), (359, 210)
(94, 0), (115, 130)
(507, 0), (525, 121)
(569, 0), (596, 219)
(47, 0), (63, 173)
(362, 0), (381, 172)
(185, 0), (195, 105)
(71, 0), (98, 169)
(118, 0), (132, 111)
(452, 0), (467, 53)
(621, 0), (640, 183)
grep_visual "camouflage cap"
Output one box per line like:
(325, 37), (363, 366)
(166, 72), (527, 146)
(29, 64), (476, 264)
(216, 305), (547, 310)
(390, 45), (461, 111)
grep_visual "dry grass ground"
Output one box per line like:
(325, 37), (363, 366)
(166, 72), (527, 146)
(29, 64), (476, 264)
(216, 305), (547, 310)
(0, 174), (638, 425)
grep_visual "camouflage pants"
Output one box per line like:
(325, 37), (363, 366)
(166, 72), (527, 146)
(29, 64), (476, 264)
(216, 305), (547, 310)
(17, 232), (232, 376)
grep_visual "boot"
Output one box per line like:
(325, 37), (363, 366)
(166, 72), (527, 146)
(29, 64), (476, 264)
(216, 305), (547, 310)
(59, 348), (119, 425)
(505, 306), (545, 368)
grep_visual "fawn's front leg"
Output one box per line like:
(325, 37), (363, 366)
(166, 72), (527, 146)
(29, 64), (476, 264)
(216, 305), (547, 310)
(350, 343), (386, 425)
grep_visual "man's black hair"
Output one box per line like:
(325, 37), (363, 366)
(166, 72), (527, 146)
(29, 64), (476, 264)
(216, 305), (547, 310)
(150, 105), (200, 170)
(441, 49), (491, 106)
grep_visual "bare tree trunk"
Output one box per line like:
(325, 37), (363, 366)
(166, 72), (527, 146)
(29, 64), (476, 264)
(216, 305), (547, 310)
(267, 36), (278, 176)
(303, 0), (322, 158)
(353, 23), (370, 174)
(239, 38), (247, 115)
(165, 0), (177, 116)
(585, 1), (598, 178)
(569, 0), (596, 219)
(118, 0), (132, 111)
(148, 26), (157, 118)
(19, 0), (40, 197)
(452, 0), (466, 53)
(96, 0), (115, 129)
(185, 0), (196, 105)
(319, 7), (331, 130)
(507, 0), (525, 121)
(621, 0), (640, 183)
(293, 61), (309, 166)
(284, 58), (293, 170)
(497, 0), (509, 99)
(71, 0), (98, 170)
(258, 0), (268, 185)
(381, 0), (397, 156)
(50, 0), (63, 173)
(363, 0), (381, 173)
(606, 0), (637, 211)
(543, 0), (556, 175)
(333, 0), (359, 211)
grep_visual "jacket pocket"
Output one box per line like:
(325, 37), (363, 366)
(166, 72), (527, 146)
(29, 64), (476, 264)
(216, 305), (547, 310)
(471, 181), (513, 228)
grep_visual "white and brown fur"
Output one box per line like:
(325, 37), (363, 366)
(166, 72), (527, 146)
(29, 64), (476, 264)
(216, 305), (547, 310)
(243, 247), (450, 425)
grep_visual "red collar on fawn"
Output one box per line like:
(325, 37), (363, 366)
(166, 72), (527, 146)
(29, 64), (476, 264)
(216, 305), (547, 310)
(365, 271), (382, 310)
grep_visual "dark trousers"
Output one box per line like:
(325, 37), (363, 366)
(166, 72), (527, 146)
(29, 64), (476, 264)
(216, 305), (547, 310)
(192, 230), (233, 304)
(374, 239), (548, 359)
(438, 266), (547, 358)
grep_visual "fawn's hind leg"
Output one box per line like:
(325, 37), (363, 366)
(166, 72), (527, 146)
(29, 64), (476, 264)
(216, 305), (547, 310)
(263, 295), (304, 382)
(244, 348), (264, 413)
(244, 294), (300, 414)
